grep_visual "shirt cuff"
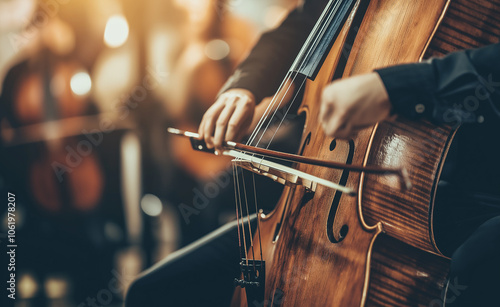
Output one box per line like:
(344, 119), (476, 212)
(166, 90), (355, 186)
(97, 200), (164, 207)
(375, 62), (436, 120)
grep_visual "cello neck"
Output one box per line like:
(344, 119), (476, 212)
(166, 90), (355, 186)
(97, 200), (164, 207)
(290, 0), (356, 79)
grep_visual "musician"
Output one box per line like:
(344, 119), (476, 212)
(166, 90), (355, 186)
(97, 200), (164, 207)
(127, 1), (500, 306)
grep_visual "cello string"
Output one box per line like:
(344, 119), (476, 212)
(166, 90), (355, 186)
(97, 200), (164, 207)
(258, 4), (345, 281)
(246, 0), (335, 146)
(249, 75), (298, 148)
(234, 162), (249, 264)
(258, 75), (307, 154)
(241, 171), (257, 271)
(236, 74), (299, 262)
(233, 81), (304, 263)
(252, 0), (341, 150)
(247, 69), (305, 147)
(236, 75), (301, 263)
(236, 2), (333, 260)
(232, 164), (243, 261)
(252, 173), (264, 261)
(246, 8), (327, 146)
(245, 71), (294, 147)
(245, 0), (339, 159)
(232, 42), (295, 262)
(258, 2), (344, 296)
(233, 0), (341, 268)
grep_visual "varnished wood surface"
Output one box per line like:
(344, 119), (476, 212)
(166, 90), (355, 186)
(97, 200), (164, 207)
(424, 0), (500, 59)
(366, 234), (449, 306)
(343, 0), (448, 75)
(361, 0), (500, 255)
(361, 120), (454, 253)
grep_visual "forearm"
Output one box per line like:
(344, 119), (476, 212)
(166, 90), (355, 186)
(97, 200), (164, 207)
(376, 43), (500, 126)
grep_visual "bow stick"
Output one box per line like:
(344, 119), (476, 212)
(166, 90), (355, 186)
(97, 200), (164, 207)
(168, 128), (412, 192)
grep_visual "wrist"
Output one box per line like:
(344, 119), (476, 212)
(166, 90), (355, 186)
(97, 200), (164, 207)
(222, 88), (256, 105)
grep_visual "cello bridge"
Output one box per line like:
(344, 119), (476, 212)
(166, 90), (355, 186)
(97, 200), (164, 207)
(234, 160), (318, 192)
(234, 259), (266, 306)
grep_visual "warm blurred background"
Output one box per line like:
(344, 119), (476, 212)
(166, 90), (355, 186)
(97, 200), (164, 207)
(0, 0), (300, 306)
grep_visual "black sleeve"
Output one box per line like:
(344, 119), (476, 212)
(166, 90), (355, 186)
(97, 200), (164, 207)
(219, 1), (327, 103)
(375, 43), (500, 126)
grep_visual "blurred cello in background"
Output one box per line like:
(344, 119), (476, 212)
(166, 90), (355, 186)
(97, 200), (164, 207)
(4, 49), (105, 213)
(226, 0), (500, 306)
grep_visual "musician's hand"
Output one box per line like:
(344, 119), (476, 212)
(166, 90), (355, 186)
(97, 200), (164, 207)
(319, 72), (393, 139)
(198, 88), (256, 152)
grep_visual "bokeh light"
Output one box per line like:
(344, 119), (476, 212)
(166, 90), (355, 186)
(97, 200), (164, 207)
(140, 194), (163, 217)
(104, 14), (129, 48)
(70, 71), (92, 96)
(204, 39), (231, 61)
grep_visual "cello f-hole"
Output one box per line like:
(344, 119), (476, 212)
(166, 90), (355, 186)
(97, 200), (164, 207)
(299, 132), (312, 156)
(339, 224), (349, 240)
(327, 139), (355, 243)
(330, 139), (337, 151)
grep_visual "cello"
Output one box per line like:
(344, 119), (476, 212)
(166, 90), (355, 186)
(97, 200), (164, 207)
(3, 50), (105, 213)
(172, 0), (500, 305)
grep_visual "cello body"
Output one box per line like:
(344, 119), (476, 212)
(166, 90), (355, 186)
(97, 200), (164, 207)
(232, 0), (500, 306)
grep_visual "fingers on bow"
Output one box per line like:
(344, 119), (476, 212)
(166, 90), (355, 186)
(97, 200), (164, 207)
(199, 93), (248, 151)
